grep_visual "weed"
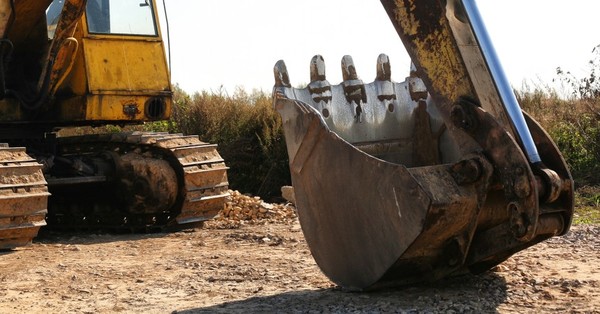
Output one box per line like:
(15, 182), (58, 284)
(169, 86), (290, 200)
(573, 186), (600, 225)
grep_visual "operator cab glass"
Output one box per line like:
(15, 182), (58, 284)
(46, 0), (64, 39)
(86, 0), (158, 36)
(46, 0), (158, 38)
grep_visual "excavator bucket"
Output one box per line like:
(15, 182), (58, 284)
(273, 0), (573, 291)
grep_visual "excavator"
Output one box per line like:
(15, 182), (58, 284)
(0, 0), (229, 249)
(274, 0), (574, 290)
(1, 0), (573, 292)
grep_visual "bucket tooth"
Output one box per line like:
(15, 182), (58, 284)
(375, 54), (396, 101)
(341, 55), (366, 103)
(273, 60), (291, 88)
(341, 55), (366, 122)
(310, 55), (327, 82)
(408, 75), (428, 102)
(308, 55), (332, 103)
(376, 53), (392, 81)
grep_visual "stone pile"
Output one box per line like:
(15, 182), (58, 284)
(208, 190), (297, 228)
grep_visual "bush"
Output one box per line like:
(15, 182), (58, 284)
(553, 45), (600, 185)
(165, 86), (290, 200)
(518, 88), (600, 186)
(556, 44), (600, 100)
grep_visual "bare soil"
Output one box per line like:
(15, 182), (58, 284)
(0, 216), (598, 313)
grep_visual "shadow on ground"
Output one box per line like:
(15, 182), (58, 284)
(33, 229), (173, 246)
(178, 272), (508, 313)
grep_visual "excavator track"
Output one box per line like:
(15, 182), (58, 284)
(45, 132), (229, 232)
(0, 145), (48, 249)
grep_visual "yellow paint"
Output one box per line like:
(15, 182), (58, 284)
(83, 37), (170, 94)
(76, 0), (172, 122)
(394, 0), (474, 102)
(84, 94), (172, 121)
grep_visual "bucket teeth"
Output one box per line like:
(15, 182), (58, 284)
(273, 60), (291, 88)
(341, 55), (359, 81)
(308, 55), (332, 103)
(272, 54), (438, 136)
(273, 53), (444, 162)
(375, 53), (396, 101)
(407, 62), (428, 101)
(376, 53), (392, 81)
(410, 62), (418, 77)
(310, 55), (327, 81)
(341, 55), (367, 107)
(408, 75), (428, 101)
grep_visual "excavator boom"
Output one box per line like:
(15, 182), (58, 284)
(274, 0), (573, 290)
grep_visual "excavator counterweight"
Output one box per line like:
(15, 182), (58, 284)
(274, 0), (573, 290)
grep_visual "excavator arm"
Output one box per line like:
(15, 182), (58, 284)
(382, 0), (573, 238)
(274, 0), (573, 290)
(0, 0), (86, 110)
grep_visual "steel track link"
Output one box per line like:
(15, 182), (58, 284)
(0, 145), (49, 249)
(47, 132), (229, 232)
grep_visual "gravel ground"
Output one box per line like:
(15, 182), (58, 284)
(0, 195), (597, 313)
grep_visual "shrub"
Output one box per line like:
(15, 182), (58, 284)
(518, 87), (600, 186)
(167, 86), (290, 200)
(554, 46), (600, 185)
(556, 44), (600, 100)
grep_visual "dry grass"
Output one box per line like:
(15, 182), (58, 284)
(167, 86), (289, 200)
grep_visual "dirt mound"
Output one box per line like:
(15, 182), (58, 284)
(205, 190), (297, 229)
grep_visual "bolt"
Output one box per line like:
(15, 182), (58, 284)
(451, 158), (482, 185)
(508, 202), (528, 238)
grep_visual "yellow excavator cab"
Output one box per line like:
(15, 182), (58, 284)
(0, 0), (171, 125)
(67, 0), (172, 123)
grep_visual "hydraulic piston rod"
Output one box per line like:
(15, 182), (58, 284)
(461, 0), (541, 163)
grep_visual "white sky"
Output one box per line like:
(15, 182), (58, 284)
(159, 0), (598, 95)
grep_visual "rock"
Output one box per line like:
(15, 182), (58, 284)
(281, 186), (296, 204)
(208, 190), (297, 228)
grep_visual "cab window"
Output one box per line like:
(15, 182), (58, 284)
(86, 0), (157, 36)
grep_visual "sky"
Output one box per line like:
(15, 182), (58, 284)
(158, 0), (599, 95)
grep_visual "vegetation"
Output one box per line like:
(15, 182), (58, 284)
(517, 89), (600, 187)
(573, 186), (600, 224)
(156, 86), (290, 200)
(516, 90), (600, 224)
(516, 45), (600, 224)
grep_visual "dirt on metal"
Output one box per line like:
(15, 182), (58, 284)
(0, 146), (48, 249)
